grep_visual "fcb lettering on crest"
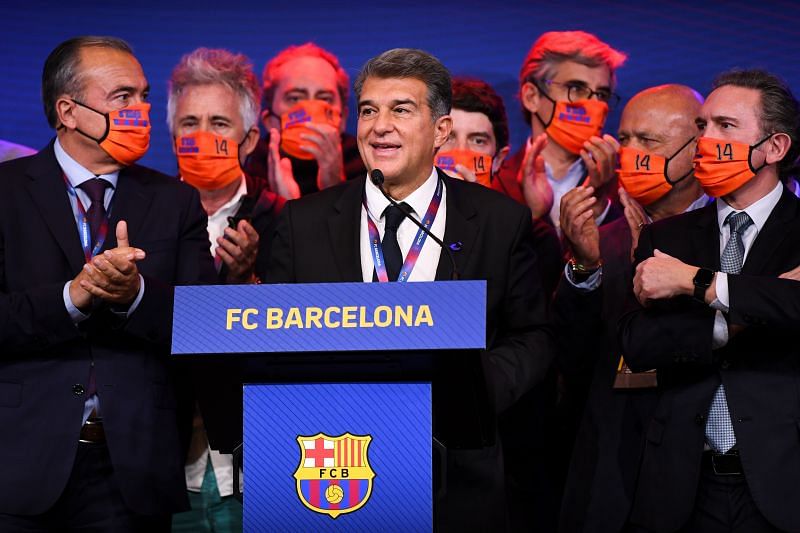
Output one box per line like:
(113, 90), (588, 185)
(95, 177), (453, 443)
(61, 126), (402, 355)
(294, 433), (375, 519)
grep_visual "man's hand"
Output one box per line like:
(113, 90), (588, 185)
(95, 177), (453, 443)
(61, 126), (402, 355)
(779, 264), (800, 281)
(519, 133), (553, 219)
(268, 128), (301, 200)
(455, 164), (478, 183)
(298, 122), (345, 191)
(69, 267), (95, 312)
(619, 187), (649, 261)
(79, 221), (145, 306)
(217, 219), (260, 284)
(560, 186), (600, 267)
(580, 135), (619, 218)
(634, 249), (697, 305)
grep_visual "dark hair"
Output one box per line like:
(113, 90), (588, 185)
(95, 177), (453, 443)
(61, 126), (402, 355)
(42, 36), (133, 128)
(712, 69), (800, 179)
(354, 48), (451, 120)
(451, 77), (509, 152)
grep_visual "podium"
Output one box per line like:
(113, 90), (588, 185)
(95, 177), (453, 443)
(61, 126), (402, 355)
(172, 281), (487, 531)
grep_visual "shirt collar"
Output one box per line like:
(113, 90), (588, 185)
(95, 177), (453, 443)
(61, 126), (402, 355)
(208, 176), (248, 221)
(54, 138), (119, 189)
(364, 167), (438, 222)
(686, 193), (711, 213)
(716, 181), (783, 233)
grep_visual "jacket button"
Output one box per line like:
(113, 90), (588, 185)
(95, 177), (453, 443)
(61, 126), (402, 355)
(695, 414), (705, 425)
(72, 384), (85, 396)
(721, 360), (730, 370)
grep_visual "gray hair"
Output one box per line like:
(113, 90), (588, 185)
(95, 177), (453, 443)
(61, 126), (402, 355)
(42, 36), (133, 128)
(167, 48), (261, 134)
(354, 48), (451, 121)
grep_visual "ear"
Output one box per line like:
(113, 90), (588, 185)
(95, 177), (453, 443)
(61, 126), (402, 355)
(241, 125), (261, 158)
(261, 108), (278, 130)
(521, 81), (543, 118)
(765, 132), (791, 166)
(433, 114), (453, 149)
(56, 96), (78, 130)
(492, 145), (511, 174)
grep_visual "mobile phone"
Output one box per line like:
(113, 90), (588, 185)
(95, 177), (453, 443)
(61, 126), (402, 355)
(227, 215), (250, 230)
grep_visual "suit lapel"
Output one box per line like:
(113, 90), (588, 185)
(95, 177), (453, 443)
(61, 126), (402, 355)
(742, 187), (798, 275)
(25, 143), (86, 273)
(103, 166), (154, 251)
(691, 200), (722, 271)
(436, 171), (478, 280)
(328, 178), (365, 281)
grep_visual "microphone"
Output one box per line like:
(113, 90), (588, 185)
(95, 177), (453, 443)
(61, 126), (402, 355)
(370, 169), (459, 280)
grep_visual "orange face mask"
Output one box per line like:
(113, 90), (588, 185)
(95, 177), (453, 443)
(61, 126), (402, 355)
(175, 131), (243, 191)
(435, 149), (493, 186)
(73, 101), (151, 165)
(279, 100), (341, 160)
(617, 138), (695, 206)
(694, 136), (771, 197)
(537, 98), (608, 155)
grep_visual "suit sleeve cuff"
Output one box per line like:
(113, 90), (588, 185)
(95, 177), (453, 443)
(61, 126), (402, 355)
(110, 275), (145, 318)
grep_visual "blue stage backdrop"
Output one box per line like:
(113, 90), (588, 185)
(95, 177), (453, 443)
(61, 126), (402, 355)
(2, 1), (800, 175)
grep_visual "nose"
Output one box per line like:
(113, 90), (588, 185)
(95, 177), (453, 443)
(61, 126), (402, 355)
(373, 109), (394, 136)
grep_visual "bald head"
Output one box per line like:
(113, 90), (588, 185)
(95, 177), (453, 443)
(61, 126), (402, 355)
(618, 84), (703, 186)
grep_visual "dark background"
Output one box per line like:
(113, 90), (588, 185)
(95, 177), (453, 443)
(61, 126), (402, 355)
(2, 0), (799, 174)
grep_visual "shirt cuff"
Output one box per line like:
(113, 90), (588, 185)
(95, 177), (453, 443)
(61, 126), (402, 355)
(564, 262), (603, 291)
(595, 198), (612, 226)
(711, 310), (729, 349)
(63, 281), (90, 323)
(710, 272), (730, 312)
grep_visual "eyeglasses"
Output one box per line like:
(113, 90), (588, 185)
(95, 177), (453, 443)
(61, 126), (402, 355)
(537, 79), (621, 110)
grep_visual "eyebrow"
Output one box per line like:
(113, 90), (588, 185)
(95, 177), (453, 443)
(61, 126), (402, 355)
(711, 114), (739, 124)
(358, 98), (418, 108)
(284, 88), (310, 96)
(563, 79), (612, 91)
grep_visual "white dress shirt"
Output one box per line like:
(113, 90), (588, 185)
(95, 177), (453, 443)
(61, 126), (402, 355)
(710, 181), (784, 347)
(54, 138), (145, 424)
(360, 168), (446, 283)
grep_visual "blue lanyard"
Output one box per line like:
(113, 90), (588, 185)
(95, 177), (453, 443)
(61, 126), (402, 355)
(63, 174), (113, 263)
(364, 178), (443, 282)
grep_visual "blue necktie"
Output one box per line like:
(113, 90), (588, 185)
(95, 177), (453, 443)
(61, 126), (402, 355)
(705, 210), (753, 453)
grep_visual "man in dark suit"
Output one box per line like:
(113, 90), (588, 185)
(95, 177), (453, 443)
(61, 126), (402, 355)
(265, 48), (554, 531)
(554, 84), (708, 532)
(0, 36), (216, 530)
(620, 69), (800, 532)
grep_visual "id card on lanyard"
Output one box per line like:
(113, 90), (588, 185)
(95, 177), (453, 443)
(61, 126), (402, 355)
(364, 178), (443, 282)
(63, 174), (112, 263)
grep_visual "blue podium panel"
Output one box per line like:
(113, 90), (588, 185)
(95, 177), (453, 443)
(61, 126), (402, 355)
(172, 281), (486, 354)
(244, 383), (432, 532)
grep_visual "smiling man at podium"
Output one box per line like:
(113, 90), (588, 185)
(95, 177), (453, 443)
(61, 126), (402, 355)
(265, 48), (554, 531)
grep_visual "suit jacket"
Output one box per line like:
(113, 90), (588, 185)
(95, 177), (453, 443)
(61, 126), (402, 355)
(264, 168), (555, 529)
(555, 217), (659, 532)
(619, 187), (800, 532)
(0, 142), (217, 516)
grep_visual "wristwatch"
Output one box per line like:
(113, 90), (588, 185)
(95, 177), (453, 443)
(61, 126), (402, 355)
(568, 257), (602, 283)
(692, 268), (715, 302)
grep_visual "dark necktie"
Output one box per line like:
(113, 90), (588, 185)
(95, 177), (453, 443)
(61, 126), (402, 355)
(705, 210), (754, 452)
(76, 178), (110, 400)
(78, 178), (111, 245)
(382, 203), (409, 281)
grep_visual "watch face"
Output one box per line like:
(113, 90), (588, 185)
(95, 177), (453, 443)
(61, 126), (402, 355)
(694, 268), (714, 286)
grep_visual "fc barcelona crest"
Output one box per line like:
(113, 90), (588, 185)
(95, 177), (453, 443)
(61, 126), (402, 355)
(294, 433), (376, 518)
